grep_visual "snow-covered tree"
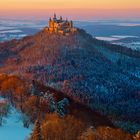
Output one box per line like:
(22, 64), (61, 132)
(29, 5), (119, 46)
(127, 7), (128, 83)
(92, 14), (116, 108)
(57, 98), (69, 117)
(44, 92), (56, 112)
(44, 92), (69, 116)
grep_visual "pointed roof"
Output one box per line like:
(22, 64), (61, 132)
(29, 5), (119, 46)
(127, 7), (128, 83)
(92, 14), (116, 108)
(54, 13), (56, 19)
(49, 17), (52, 21)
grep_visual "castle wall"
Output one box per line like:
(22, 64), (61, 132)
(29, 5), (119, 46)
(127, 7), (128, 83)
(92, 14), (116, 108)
(46, 15), (77, 35)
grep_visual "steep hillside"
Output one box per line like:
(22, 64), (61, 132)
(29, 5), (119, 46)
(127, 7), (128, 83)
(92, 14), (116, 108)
(0, 27), (140, 133)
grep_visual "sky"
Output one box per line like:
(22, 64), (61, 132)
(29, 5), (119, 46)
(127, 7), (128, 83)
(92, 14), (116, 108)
(0, 0), (140, 20)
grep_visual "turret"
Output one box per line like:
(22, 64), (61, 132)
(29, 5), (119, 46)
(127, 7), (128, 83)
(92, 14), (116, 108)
(49, 17), (52, 21)
(60, 16), (63, 21)
(53, 13), (57, 21)
(70, 20), (73, 28)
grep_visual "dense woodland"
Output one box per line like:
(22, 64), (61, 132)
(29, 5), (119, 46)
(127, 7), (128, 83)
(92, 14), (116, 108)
(0, 74), (139, 140)
(0, 28), (140, 139)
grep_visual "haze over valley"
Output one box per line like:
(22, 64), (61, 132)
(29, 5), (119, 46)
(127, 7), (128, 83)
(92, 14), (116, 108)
(1, 18), (140, 50)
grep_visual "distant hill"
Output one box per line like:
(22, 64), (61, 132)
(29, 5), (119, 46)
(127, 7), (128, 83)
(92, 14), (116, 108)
(112, 37), (140, 43)
(81, 24), (140, 38)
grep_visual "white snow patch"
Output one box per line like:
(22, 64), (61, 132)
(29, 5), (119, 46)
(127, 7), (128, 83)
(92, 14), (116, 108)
(0, 100), (31, 140)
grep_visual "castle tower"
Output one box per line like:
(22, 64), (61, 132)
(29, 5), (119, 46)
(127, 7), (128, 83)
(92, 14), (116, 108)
(60, 16), (63, 21)
(49, 17), (52, 21)
(49, 17), (52, 29)
(53, 13), (57, 21)
(70, 20), (73, 28)
(66, 18), (68, 22)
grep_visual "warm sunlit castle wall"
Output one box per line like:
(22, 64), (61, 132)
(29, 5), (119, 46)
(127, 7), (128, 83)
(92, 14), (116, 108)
(45, 14), (77, 35)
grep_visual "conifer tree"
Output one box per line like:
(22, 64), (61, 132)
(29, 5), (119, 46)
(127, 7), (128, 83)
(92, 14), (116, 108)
(30, 120), (42, 140)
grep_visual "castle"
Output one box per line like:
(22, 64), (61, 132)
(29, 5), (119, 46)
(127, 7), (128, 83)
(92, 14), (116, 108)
(45, 14), (77, 35)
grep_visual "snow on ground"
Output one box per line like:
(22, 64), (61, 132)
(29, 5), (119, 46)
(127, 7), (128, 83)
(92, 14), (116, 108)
(0, 98), (31, 140)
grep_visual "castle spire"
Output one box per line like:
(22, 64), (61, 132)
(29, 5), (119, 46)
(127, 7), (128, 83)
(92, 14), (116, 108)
(66, 18), (68, 22)
(49, 17), (52, 21)
(70, 20), (73, 28)
(53, 13), (57, 21)
(60, 16), (62, 21)
(54, 13), (56, 18)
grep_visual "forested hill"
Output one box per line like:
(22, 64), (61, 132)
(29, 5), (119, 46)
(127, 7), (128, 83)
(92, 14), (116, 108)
(0, 28), (139, 74)
(0, 27), (140, 133)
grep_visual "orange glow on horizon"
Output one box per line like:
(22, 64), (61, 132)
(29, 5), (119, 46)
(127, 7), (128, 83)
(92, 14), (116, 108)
(0, 0), (140, 19)
(1, 0), (140, 10)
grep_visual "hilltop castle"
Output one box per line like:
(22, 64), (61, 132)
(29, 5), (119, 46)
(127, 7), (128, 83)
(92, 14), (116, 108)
(45, 14), (77, 35)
